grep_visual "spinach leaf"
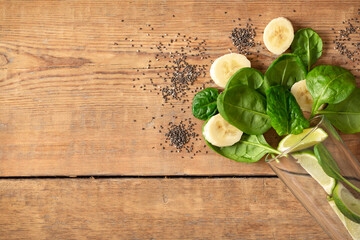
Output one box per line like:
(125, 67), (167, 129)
(217, 85), (271, 135)
(204, 129), (280, 163)
(314, 143), (360, 193)
(266, 85), (309, 136)
(291, 28), (323, 71)
(225, 67), (264, 94)
(192, 88), (219, 120)
(306, 65), (356, 117)
(262, 54), (307, 92)
(314, 143), (342, 180)
(319, 88), (360, 133)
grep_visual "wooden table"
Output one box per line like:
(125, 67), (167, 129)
(0, 0), (359, 239)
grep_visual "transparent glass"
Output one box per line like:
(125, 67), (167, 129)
(266, 116), (360, 240)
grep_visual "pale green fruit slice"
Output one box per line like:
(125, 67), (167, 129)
(292, 150), (336, 195)
(277, 127), (328, 152)
(333, 183), (360, 224)
(329, 200), (360, 240)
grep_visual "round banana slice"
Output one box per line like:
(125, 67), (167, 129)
(263, 17), (294, 55)
(210, 53), (251, 88)
(203, 113), (243, 147)
(291, 80), (314, 112)
(291, 80), (325, 112)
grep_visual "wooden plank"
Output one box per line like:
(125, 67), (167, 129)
(0, 65), (277, 176)
(0, 0), (359, 176)
(0, 178), (329, 239)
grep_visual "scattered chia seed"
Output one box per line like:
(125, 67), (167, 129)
(130, 23), (212, 156)
(333, 17), (360, 63)
(161, 56), (204, 101)
(229, 21), (256, 55)
(165, 120), (198, 152)
(146, 33), (210, 102)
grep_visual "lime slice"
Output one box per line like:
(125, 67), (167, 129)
(329, 200), (360, 239)
(292, 150), (336, 195)
(277, 127), (328, 152)
(333, 182), (360, 224)
(345, 216), (360, 240)
(329, 199), (346, 222)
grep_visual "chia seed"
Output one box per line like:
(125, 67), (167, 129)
(164, 119), (199, 153)
(160, 56), (203, 101)
(229, 22), (256, 55)
(134, 26), (212, 155)
(333, 18), (360, 63)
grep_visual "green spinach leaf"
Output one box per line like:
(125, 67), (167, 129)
(192, 88), (219, 120)
(314, 143), (360, 193)
(262, 54), (307, 92)
(225, 67), (264, 94)
(319, 88), (360, 133)
(291, 28), (323, 71)
(204, 129), (280, 163)
(314, 143), (342, 180)
(217, 85), (271, 135)
(266, 86), (309, 136)
(306, 65), (356, 117)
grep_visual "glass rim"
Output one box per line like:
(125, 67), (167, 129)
(265, 115), (325, 163)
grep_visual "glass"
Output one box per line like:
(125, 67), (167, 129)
(266, 116), (360, 240)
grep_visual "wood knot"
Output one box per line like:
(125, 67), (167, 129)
(0, 53), (9, 66)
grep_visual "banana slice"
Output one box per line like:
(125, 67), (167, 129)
(291, 80), (313, 112)
(291, 80), (325, 112)
(203, 113), (243, 147)
(263, 17), (294, 55)
(210, 53), (251, 88)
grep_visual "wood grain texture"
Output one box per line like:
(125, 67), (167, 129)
(0, 0), (359, 176)
(0, 178), (329, 239)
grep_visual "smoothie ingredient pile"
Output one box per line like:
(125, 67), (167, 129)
(191, 16), (360, 236)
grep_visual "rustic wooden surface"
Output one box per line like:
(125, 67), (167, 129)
(0, 0), (359, 239)
(0, 0), (359, 176)
(0, 178), (329, 239)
